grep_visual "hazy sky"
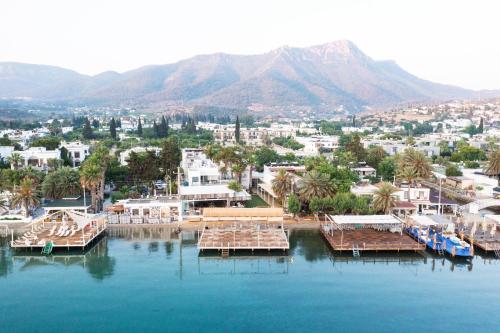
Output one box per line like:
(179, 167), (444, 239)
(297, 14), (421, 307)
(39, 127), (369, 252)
(1, 0), (499, 89)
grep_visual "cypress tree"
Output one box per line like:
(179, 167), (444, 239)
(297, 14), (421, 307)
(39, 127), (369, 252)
(352, 115), (356, 127)
(137, 117), (143, 137)
(235, 116), (241, 143)
(478, 117), (484, 134)
(83, 117), (94, 139)
(110, 117), (117, 140)
(153, 120), (158, 138)
(159, 116), (167, 138)
(165, 118), (169, 137)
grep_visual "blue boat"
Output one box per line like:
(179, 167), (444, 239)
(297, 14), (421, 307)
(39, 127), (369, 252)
(406, 215), (473, 257)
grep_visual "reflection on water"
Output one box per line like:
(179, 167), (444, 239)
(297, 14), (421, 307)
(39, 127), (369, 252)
(1, 227), (499, 281)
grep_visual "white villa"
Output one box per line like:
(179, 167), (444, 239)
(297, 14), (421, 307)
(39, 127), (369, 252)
(60, 141), (90, 167)
(15, 147), (60, 171)
(295, 135), (340, 156)
(179, 148), (251, 216)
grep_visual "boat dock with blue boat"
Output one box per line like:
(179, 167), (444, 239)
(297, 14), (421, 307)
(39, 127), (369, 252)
(406, 215), (473, 257)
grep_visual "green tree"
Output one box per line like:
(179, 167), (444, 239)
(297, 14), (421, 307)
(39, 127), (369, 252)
(83, 117), (94, 139)
(287, 193), (301, 218)
(271, 169), (291, 207)
(478, 117), (484, 134)
(109, 118), (117, 140)
(160, 136), (181, 181)
(366, 146), (386, 169)
(11, 177), (41, 217)
(397, 166), (418, 202)
(377, 156), (395, 181)
(137, 118), (143, 137)
(42, 167), (81, 199)
(298, 170), (336, 201)
(30, 136), (61, 150)
(372, 182), (397, 214)
(485, 149), (500, 184)
(401, 148), (432, 179)
(7, 152), (23, 170)
(235, 116), (241, 143)
(445, 165), (463, 177)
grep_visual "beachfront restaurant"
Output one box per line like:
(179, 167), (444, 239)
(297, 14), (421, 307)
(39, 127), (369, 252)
(321, 215), (424, 252)
(107, 197), (183, 224)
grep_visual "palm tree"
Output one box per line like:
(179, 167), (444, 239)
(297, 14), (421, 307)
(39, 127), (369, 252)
(485, 149), (500, 184)
(231, 163), (246, 185)
(372, 182), (397, 214)
(7, 152), (23, 170)
(0, 198), (9, 213)
(402, 148), (432, 179)
(80, 162), (103, 213)
(272, 169), (291, 207)
(11, 177), (40, 217)
(42, 167), (81, 199)
(298, 170), (335, 201)
(397, 166), (418, 202)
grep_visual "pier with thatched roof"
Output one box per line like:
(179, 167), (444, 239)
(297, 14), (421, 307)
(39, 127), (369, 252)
(197, 208), (289, 254)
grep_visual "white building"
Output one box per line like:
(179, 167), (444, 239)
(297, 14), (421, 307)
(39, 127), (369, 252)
(295, 135), (340, 156)
(110, 197), (183, 223)
(179, 148), (251, 215)
(60, 141), (90, 167)
(16, 147), (60, 171)
(0, 146), (15, 161)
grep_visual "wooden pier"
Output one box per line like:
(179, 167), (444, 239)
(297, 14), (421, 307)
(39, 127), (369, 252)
(321, 215), (425, 253)
(10, 210), (107, 251)
(321, 227), (424, 252)
(198, 222), (289, 252)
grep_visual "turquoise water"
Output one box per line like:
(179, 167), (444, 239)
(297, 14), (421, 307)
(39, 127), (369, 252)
(1, 228), (499, 333)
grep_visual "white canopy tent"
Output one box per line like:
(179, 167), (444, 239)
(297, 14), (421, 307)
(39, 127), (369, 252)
(325, 215), (403, 233)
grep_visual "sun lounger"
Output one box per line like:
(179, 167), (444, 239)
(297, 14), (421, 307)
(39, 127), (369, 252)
(48, 225), (58, 236)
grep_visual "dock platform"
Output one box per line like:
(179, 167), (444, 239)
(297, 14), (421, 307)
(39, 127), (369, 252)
(320, 226), (424, 252)
(197, 222), (289, 252)
(10, 211), (107, 251)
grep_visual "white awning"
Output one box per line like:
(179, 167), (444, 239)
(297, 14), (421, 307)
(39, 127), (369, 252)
(327, 215), (402, 225)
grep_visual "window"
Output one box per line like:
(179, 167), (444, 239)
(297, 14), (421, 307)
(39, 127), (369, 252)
(192, 177), (199, 183)
(404, 191), (408, 199)
(74, 152), (80, 159)
(418, 191), (425, 199)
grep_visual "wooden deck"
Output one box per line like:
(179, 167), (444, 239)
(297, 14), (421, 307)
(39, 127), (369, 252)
(320, 226), (424, 252)
(10, 219), (107, 250)
(198, 223), (289, 252)
(461, 234), (500, 252)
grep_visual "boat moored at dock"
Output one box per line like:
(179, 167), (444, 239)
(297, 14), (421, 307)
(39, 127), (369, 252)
(406, 215), (473, 257)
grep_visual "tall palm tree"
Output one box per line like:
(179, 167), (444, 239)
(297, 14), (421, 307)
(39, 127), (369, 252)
(272, 169), (291, 207)
(397, 166), (418, 202)
(372, 182), (397, 214)
(485, 149), (500, 184)
(11, 177), (40, 217)
(402, 148), (432, 179)
(298, 170), (335, 201)
(80, 162), (103, 212)
(7, 152), (23, 170)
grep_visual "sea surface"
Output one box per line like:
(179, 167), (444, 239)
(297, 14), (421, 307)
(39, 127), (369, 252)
(1, 228), (499, 333)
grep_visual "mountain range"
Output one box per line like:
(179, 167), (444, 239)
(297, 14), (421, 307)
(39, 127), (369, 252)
(0, 40), (496, 112)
